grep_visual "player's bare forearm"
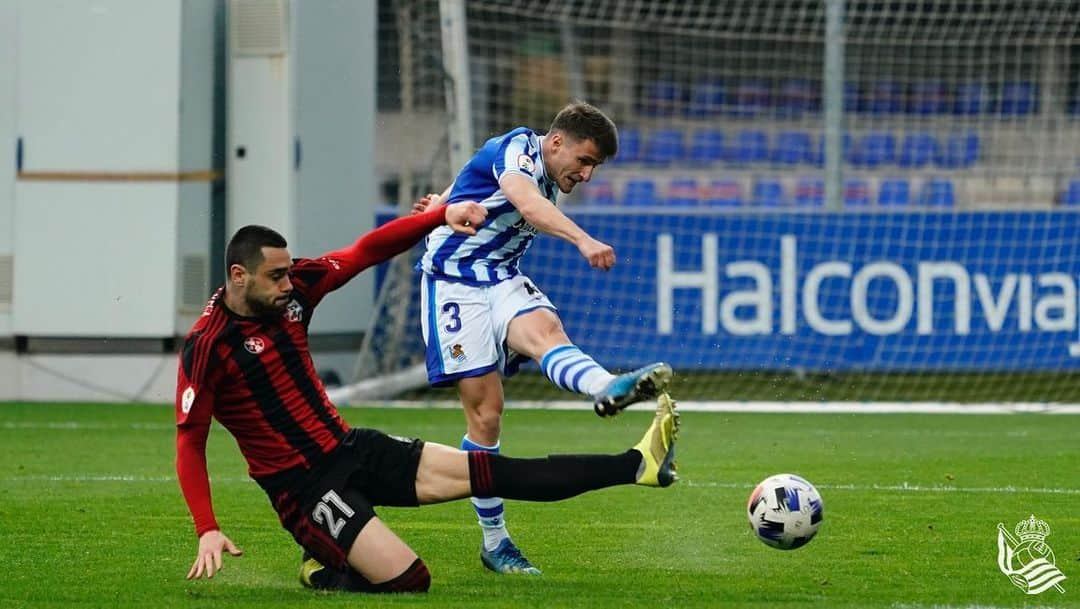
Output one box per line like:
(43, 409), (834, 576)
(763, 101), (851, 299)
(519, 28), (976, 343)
(501, 174), (588, 244)
(502, 174), (615, 270)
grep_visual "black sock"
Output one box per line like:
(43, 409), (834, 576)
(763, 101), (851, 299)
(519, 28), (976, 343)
(312, 559), (431, 593)
(468, 450), (642, 500)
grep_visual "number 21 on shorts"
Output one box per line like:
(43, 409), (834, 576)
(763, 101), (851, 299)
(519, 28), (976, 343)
(311, 490), (355, 539)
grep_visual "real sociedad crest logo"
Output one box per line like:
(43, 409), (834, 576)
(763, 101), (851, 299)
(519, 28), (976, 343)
(244, 336), (266, 354)
(996, 515), (1067, 595)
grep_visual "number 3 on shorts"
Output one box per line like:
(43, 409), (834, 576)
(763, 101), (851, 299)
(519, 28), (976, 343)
(443, 302), (462, 332)
(311, 490), (355, 540)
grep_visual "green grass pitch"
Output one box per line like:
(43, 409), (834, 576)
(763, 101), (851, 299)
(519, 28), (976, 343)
(1, 402), (1077, 608)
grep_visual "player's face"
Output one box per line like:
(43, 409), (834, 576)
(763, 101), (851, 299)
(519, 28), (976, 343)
(549, 135), (604, 194)
(243, 247), (293, 319)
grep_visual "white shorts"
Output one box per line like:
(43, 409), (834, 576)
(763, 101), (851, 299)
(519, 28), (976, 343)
(420, 273), (556, 386)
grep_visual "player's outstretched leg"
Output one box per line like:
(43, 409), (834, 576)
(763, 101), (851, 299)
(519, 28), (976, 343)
(633, 393), (680, 487)
(465, 393), (681, 503)
(593, 362), (673, 417)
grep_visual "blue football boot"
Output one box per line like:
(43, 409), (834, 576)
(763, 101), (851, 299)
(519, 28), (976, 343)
(593, 362), (673, 417)
(479, 539), (542, 575)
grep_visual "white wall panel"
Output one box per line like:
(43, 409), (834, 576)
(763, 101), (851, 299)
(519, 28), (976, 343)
(16, 0), (181, 171)
(13, 182), (178, 336)
(0, 1), (16, 334)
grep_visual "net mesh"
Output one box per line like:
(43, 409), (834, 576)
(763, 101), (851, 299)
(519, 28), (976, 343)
(354, 0), (1080, 403)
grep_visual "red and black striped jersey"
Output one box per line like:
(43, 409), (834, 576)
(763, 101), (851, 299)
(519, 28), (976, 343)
(177, 260), (349, 483)
(175, 206), (450, 536)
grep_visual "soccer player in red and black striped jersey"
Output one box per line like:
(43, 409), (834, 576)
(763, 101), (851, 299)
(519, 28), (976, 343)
(175, 202), (681, 593)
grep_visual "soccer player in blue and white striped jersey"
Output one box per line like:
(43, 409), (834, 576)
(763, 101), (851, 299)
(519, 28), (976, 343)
(414, 102), (672, 575)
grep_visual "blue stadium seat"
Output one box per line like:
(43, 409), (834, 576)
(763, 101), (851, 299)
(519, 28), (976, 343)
(934, 132), (980, 169)
(611, 127), (642, 165)
(793, 177), (824, 207)
(666, 178), (700, 206)
(999, 81), (1037, 117)
(844, 82), (861, 113)
(643, 79), (682, 117)
(776, 78), (819, 118)
(1060, 178), (1080, 206)
(642, 129), (685, 167)
(907, 80), (948, 115)
(843, 179), (872, 207)
(729, 78), (770, 118)
(688, 129), (725, 166)
(771, 131), (813, 166)
(725, 130), (769, 165)
(864, 80), (903, 115)
(685, 79), (726, 119)
(808, 133), (852, 167)
(897, 132), (939, 168)
(702, 179), (743, 207)
(581, 178), (616, 206)
(918, 178), (956, 207)
(953, 81), (990, 115)
(850, 132), (896, 168)
(623, 178), (660, 206)
(751, 178), (785, 207)
(1068, 92), (1080, 117)
(877, 178), (911, 207)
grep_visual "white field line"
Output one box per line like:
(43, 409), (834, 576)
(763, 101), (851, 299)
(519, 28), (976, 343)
(1, 421), (174, 430)
(6, 474), (1080, 496)
(362, 400), (1080, 414)
(3, 402), (1079, 432)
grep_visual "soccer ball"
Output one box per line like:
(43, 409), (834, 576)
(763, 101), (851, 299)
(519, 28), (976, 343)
(747, 473), (823, 550)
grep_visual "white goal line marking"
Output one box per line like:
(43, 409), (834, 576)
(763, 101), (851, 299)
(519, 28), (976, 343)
(7, 474), (1079, 496)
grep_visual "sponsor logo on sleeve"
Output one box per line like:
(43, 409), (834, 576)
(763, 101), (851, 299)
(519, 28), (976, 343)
(517, 154), (535, 175)
(181, 386), (196, 414)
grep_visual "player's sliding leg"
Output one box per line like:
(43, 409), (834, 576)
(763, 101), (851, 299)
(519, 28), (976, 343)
(632, 393), (680, 487)
(300, 518), (431, 593)
(456, 373), (540, 575)
(467, 393), (680, 496)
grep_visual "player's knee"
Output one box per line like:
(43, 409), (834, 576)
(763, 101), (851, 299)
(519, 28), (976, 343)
(387, 558), (430, 593)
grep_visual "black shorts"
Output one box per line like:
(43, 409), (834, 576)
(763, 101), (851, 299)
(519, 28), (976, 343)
(267, 427), (425, 569)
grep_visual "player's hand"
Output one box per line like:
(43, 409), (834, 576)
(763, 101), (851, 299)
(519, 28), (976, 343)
(411, 193), (441, 215)
(446, 201), (488, 236)
(187, 529), (243, 580)
(577, 237), (615, 270)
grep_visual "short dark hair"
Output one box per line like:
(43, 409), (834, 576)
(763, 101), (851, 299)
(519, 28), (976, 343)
(225, 225), (287, 272)
(549, 101), (618, 160)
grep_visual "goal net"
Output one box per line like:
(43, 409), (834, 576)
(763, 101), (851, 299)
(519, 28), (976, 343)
(337, 0), (1080, 405)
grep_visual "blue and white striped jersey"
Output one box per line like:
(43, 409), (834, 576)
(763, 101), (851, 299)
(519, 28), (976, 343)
(419, 127), (558, 285)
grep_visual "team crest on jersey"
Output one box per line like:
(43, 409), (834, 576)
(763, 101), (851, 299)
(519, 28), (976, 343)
(244, 336), (266, 354)
(449, 344), (467, 362)
(517, 153), (535, 175)
(285, 299), (303, 322)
